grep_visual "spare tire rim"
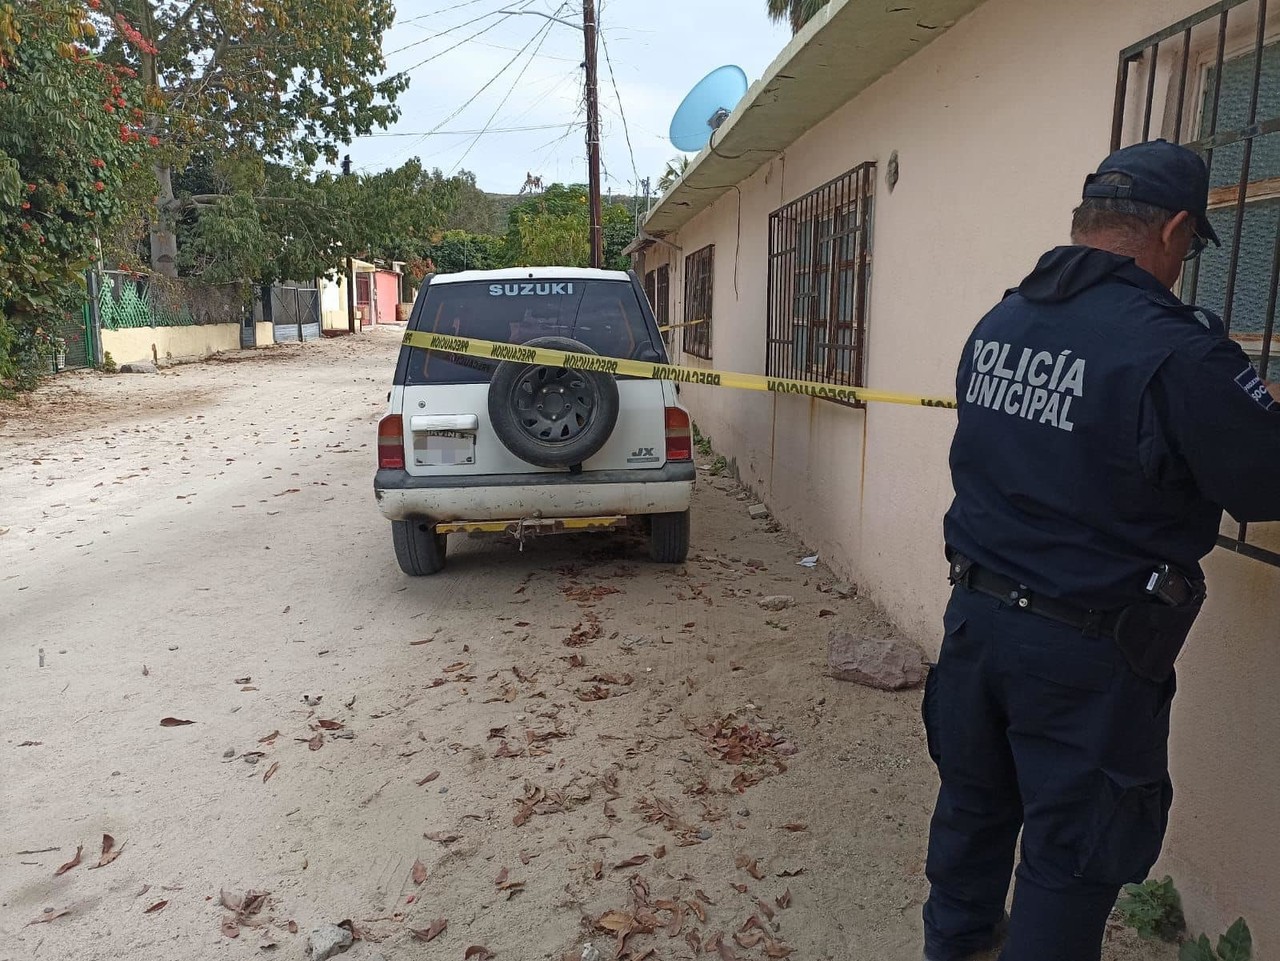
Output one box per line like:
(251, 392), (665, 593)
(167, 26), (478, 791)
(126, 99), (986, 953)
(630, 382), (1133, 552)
(511, 365), (596, 442)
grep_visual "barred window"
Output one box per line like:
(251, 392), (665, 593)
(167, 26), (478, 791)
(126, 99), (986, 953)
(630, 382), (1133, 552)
(683, 246), (714, 359)
(645, 265), (672, 345)
(1114, 0), (1280, 566)
(766, 162), (875, 395)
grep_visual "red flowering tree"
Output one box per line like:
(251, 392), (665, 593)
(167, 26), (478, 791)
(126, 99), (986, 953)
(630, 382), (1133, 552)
(0, 1), (150, 389)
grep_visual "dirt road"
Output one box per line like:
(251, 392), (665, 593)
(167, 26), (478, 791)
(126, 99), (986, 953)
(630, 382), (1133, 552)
(0, 330), (1173, 961)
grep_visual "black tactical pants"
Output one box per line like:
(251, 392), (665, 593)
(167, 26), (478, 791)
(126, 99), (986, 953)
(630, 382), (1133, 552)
(921, 586), (1175, 961)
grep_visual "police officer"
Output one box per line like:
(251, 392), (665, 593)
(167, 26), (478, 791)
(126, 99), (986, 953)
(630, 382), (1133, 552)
(922, 139), (1280, 961)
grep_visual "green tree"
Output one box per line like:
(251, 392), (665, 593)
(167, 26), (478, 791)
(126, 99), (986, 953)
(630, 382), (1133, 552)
(90, 0), (406, 276)
(658, 155), (690, 193)
(504, 183), (635, 270)
(425, 230), (505, 274)
(0, 1), (150, 389)
(766, 0), (831, 33)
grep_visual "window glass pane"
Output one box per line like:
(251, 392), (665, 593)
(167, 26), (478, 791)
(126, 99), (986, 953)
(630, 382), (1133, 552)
(1203, 42), (1280, 187)
(1195, 197), (1280, 356)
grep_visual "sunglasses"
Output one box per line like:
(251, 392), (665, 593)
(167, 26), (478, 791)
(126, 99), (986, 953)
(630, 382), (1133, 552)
(1184, 229), (1209, 262)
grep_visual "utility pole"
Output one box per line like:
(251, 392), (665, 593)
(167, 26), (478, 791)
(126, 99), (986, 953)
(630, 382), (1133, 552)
(500, 3), (604, 266)
(583, 0), (604, 269)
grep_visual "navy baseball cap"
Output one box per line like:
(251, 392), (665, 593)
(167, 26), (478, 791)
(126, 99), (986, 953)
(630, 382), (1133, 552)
(1082, 139), (1221, 246)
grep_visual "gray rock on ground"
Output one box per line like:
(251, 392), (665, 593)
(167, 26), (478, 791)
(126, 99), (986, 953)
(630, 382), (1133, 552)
(309, 923), (354, 961)
(118, 361), (158, 374)
(757, 595), (795, 612)
(828, 632), (928, 690)
(747, 504), (769, 520)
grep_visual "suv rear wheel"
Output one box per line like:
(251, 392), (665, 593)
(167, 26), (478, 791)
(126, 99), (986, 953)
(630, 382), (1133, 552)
(392, 520), (447, 576)
(648, 510), (690, 564)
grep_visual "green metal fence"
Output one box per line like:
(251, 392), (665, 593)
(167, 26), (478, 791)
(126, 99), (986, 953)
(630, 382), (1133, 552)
(98, 271), (201, 330)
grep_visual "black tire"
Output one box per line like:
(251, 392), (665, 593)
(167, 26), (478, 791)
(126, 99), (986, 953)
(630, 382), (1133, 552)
(648, 510), (691, 564)
(392, 520), (447, 576)
(488, 336), (620, 469)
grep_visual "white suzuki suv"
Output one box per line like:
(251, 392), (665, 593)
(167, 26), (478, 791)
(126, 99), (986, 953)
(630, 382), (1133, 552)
(375, 267), (695, 575)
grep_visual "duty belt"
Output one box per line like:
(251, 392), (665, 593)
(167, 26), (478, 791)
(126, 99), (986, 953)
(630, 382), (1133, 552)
(948, 554), (1124, 639)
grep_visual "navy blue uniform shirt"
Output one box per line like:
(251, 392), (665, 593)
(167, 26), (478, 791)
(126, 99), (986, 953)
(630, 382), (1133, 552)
(944, 245), (1280, 609)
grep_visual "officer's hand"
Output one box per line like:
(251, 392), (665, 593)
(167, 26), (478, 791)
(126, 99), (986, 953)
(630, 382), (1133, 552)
(1269, 381), (1280, 403)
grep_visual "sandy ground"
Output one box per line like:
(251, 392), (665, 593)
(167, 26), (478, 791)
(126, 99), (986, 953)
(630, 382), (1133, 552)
(0, 329), (1177, 961)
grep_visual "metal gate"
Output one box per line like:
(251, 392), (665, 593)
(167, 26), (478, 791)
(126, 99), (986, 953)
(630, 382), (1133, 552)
(269, 283), (321, 343)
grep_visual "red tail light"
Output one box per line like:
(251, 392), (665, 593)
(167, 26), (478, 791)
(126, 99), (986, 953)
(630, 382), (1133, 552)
(665, 407), (692, 462)
(378, 415), (405, 470)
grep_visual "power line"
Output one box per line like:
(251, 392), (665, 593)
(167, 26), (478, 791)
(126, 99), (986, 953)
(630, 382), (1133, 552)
(449, 13), (562, 173)
(385, 2), (518, 57)
(398, 0), (495, 27)
(374, 16), (562, 169)
(362, 122), (582, 138)
(598, 12), (640, 195)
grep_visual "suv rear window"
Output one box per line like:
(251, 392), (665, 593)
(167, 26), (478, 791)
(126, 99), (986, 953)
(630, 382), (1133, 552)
(403, 279), (661, 385)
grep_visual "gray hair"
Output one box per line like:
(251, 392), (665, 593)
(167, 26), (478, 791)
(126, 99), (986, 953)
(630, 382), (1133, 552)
(1071, 172), (1173, 248)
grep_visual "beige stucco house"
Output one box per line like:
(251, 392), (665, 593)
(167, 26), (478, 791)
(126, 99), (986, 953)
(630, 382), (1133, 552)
(633, 0), (1280, 945)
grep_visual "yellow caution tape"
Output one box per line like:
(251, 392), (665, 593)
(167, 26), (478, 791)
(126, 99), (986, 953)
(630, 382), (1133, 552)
(402, 330), (958, 409)
(657, 319), (708, 333)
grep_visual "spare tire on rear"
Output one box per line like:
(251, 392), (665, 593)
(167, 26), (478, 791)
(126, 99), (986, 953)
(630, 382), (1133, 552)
(488, 336), (620, 469)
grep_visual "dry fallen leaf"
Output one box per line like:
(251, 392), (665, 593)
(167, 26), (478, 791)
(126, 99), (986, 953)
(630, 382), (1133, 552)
(220, 890), (243, 913)
(756, 898), (776, 921)
(317, 719), (344, 730)
(735, 855), (765, 880)
(656, 899), (684, 938)
(763, 937), (794, 958)
(465, 948), (495, 960)
(776, 889), (792, 909)
(424, 831), (459, 844)
(263, 761), (280, 783)
(53, 846), (82, 876)
(653, 845), (667, 860)
(28, 908), (71, 925)
(221, 919), (240, 939)
(306, 732), (323, 751)
(287, 920), (298, 934)
(91, 834), (124, 869)
(159, 717), (196, 727)
(144, 900), (168, 914)
(731, 883), (748, 894)
(410, 918), (447, 942)
(695, 889), (715, 905)
(411, 859), (427, 886)
(417, 771), (440, 786)
(596, 911), (636, 935)
(142, 664), (149, 676)
(493, 867), (509, 887)
(782, 823), (808, 832)
(613, 854), (649, 869)
(686, 899), (708, 924)
(258, 730), (281, 744)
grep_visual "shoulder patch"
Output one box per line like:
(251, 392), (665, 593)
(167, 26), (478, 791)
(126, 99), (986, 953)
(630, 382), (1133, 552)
(1234, 366), (1279, 410)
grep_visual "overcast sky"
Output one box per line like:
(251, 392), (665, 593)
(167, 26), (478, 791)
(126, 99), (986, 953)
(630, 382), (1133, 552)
(340, 0), (791, 195)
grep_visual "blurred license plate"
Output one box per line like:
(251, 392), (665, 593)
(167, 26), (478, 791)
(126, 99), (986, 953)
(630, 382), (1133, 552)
(413, 430), (475, 466)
